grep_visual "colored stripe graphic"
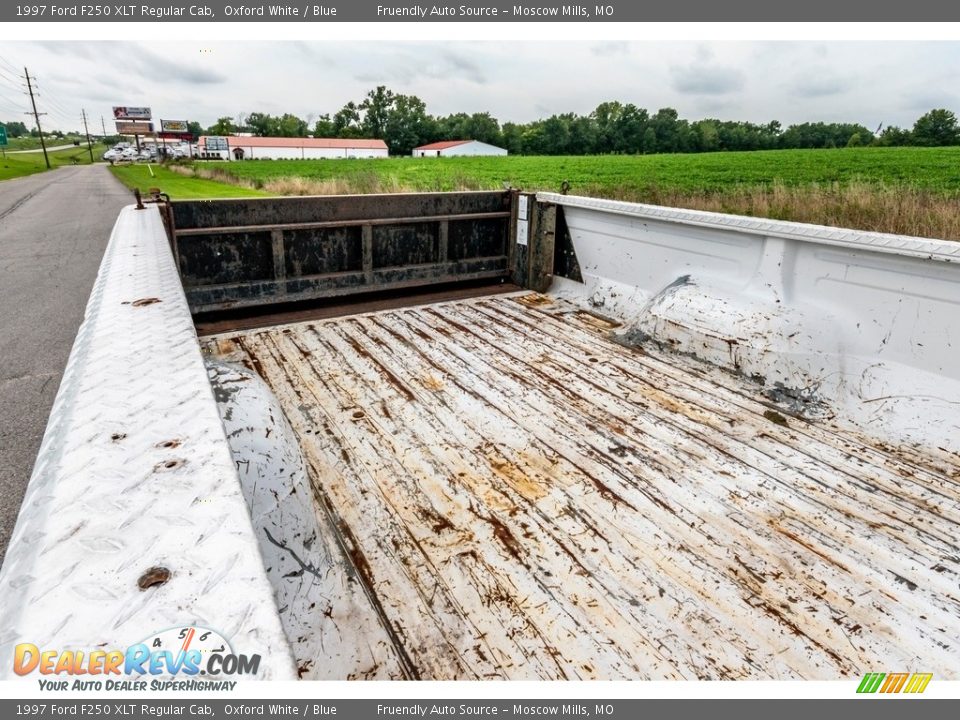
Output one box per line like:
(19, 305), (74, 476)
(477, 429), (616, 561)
(880, 673), (909, 693)
(904, 674), (933, 694)
(857, 673), (885, 693)
(857, 672), (931, 694)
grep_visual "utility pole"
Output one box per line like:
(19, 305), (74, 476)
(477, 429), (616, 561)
(81, 109), (94, 162)
(101, 115), (107, 139)
(23, 67), (50, 170)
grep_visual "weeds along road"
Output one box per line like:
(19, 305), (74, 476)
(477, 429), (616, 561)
(0, 165), (131, 565)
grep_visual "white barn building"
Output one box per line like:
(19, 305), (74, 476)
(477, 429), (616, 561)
(412, 140), (507, 157)
(198, 136), (388, 161)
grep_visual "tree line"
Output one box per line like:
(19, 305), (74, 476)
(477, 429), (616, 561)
(202, 88), (960, 155)
(5, 87), (959, 155)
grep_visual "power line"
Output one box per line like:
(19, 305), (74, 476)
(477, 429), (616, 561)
(33, 82), (72, 116)
(41, 104), (75, 127)
(0, 66), (23, 91)
(0, 61), (20, 79)
(81, 108), (94, 161)
(0, 54), (20, 75)
(29, 78), (75, 127)
(34, 90), (69, 116)
(0, 70), (28, 118)
(21, 74), (82, 135)
(0, 104), (27, 118)
(0, 90), (27, 111)
(29, 105), (73, 131)
(0, 81), (24, 100)
(33, 98), (72, 124)
(23, 67), (50, 169)
(0, 79), (24, 98)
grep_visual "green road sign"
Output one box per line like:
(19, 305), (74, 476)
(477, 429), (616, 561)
(0, 126), (7, 146)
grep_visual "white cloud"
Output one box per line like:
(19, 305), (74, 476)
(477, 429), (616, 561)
(791, 71), (851, 98)
(670, 64), (746, 95)
(2, 41), (958, 132)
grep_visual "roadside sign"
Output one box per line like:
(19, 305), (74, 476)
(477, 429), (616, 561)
(158, 131), (193, 141)
(206, 136), (229, 151)
(116, 121), (154, 135)
(0, 125), (7, 146)
(160, 120), (189, 132)
(113, 106), (152, 120)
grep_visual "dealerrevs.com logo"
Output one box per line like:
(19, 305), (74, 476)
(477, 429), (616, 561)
(13, 626), (260, 691)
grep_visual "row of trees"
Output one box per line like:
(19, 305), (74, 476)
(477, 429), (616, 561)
(1, 120), (29, 137)
(204, 87), (497, 156)
(0, 120), (92, 141)
(7, 88), (959, 155)
(201, 88), (960, 156)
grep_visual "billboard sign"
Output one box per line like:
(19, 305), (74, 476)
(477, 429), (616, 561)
(160, 119), (189, 132)
(205, 136), (229, 151)
(113, 106), (152, 120)
(158, 131), (194, 141)
(0, 125), (7, 146)
(116, 121), (154, 135)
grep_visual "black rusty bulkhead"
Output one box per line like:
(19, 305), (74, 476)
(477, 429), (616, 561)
(163, 191), (581, 315)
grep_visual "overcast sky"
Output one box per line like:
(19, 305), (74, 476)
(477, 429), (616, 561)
(1, 41), (958, 132)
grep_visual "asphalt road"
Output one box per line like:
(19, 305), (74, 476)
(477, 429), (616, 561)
(0, 164), (131, 566)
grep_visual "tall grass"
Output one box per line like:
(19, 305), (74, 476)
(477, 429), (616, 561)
(169, 164), (492, 195)
(601, 181), (960, 239)
(171, 151), (960, 239)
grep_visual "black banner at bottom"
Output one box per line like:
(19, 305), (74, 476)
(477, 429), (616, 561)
(1, 699), (957, 720)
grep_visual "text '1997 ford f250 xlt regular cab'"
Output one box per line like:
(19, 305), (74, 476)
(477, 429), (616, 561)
(0, 190), (957, 681)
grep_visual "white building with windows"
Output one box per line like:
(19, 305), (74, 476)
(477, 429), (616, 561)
(197, 136), (389, 161)
(412, 140), (507, 157)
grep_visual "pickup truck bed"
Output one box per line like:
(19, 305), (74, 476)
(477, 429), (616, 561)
(3, 193), (957, 683)
(203, 291), (960, 680)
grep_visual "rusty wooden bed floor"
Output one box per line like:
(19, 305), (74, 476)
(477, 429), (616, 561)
(201, 292), (960, 680)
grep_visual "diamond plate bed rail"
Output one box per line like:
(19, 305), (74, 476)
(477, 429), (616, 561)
(0, 205), (297, 680)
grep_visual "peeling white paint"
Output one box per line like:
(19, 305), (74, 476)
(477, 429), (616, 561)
(543, 193), (960, 451)
(203, 294), (960, 680)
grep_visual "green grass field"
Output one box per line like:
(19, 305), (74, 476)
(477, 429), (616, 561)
(102, 146), (960, 239)
(108, 164), (268, 199)
(174, 146), (960, 239)
(199, 146), (960, 196)
(0, 143), (108, 182)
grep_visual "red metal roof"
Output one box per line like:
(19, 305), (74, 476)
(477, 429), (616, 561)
(200, 136), (387, 150)
(413, 139), (473, 151)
